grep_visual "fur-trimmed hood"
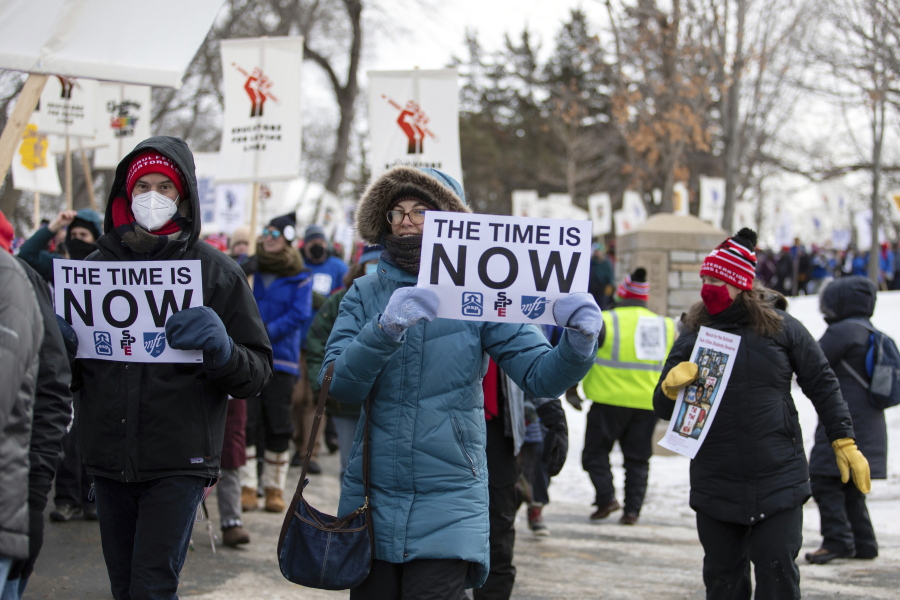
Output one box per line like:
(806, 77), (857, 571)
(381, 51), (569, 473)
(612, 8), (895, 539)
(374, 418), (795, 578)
(355, 166), (470, 245)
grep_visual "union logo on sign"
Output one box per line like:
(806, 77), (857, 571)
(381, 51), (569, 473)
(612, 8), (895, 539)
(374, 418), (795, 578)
(461, 292), (483, 317)
(143, 332), (166, 358)
(521, 296), (550, 320)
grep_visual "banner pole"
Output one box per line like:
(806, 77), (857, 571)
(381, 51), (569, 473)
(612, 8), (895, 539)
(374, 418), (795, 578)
(77, 138), (97, 211)
(33, 191), (40, 230)
(65, 136), (73, 211)
(0, 74), (49, 185)
(248, 181), (260, 257)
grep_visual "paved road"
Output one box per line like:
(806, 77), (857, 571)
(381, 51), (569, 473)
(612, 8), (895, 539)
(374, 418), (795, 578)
(26, 449), (900, 599)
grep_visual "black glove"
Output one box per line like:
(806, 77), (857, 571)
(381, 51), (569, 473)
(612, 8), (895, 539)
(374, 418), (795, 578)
(56, 314), (78, 364)
(537, 399), (569, 477)
(7, 504), (44, 581)
(564, 386), (583, 411)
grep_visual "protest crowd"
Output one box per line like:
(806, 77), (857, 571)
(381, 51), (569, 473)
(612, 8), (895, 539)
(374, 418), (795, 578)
(0, 5), (898, 600)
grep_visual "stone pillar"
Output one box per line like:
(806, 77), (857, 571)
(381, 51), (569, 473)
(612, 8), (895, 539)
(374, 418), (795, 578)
(616, 214), (725, 319)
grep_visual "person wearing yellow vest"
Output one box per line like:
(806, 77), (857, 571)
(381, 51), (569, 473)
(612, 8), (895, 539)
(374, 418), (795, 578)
(581, 268), (675, 524)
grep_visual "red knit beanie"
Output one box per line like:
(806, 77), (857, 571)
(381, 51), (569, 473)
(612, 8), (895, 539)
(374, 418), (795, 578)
(125, 151), (186, 199)
(617, 268), (649, 302)
(0, 210), (13, 253)
(699, 228), (758, 291)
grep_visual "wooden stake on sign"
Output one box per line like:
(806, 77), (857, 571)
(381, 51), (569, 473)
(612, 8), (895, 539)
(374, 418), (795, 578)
(65, 136), (73, 211)
(0, 74), (49, 185)
(33, 191), (40, 230)
(248, 182), (260, 257)
(77, 138), (97, 211)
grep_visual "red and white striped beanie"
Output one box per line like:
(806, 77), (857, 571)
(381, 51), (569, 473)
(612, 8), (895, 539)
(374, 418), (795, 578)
(699, 228), (758, 291)
(616, 268), (649, 302)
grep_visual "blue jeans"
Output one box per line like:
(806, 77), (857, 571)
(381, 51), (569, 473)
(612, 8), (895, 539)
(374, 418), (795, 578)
(93, 475), (207, 600)
(0, 577), (26, 600)
(332, 414), (360, 481)
(0, 559), (12, 599)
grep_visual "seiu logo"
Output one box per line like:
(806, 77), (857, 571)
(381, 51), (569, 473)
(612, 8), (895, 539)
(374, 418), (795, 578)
(143, 332), (166, 358)
(521, 296), (550, 320)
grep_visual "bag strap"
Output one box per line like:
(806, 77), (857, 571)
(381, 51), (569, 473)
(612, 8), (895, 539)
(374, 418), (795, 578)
(840, 358), (870, 390)
(292, 362), (370, 498)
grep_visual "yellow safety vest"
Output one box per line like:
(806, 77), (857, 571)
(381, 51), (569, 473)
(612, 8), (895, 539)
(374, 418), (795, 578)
(582, 306), (676, 410)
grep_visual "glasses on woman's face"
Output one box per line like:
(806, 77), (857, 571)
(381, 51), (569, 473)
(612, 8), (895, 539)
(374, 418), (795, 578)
(386, 209), (427, 225)
(262, 229), (282, 239)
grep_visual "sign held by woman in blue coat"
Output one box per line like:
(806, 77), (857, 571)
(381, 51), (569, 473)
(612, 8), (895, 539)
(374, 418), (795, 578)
(53, 259), (203, 363)
(418, 211), (592, 324)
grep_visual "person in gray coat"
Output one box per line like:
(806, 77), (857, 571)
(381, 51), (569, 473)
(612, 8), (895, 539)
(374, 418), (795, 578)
(806, 276), (887, 564)
(0, 249), (43, 585)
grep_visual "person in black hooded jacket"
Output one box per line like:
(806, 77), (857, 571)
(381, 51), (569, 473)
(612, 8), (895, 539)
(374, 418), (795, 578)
(805, 276), (887, 564)
(71, 136), (272, 600)
(654, 228), (869, 600)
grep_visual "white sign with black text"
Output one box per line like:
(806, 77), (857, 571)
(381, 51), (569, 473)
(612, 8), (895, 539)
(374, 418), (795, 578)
(417, 212), (592, 325)
(53, 260), (204, 363)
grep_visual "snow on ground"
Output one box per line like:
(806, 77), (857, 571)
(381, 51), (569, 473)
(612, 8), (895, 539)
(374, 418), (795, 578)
(551, 290), (900, 537)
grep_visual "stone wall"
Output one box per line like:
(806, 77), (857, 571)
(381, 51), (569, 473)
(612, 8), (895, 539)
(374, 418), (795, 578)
(616, 214), (725, 319)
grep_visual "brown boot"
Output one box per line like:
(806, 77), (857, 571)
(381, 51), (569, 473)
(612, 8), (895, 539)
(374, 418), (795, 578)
(222, 525), (251, 547)
(264, 488), (285, 513)
(241, 487), (259, 512)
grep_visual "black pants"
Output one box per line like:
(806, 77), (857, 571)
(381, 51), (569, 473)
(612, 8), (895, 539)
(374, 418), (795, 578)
(93, 475), (207, 600)
(54, 412), (94, 509)
(810, 473), (877, 557)
(475, 416), (519, 600)
(246, 371), (296, 453)
(582, 403), (657, 514)
(696, 506), (802, 600)
(350, 559), (469, 600)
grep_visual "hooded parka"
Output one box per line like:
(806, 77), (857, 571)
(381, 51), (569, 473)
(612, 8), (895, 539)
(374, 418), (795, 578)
(74, 136), (273, 483)
(653, 299), (854, 525)
(809, 276), (888, 479)
(322, 167), (595, 588)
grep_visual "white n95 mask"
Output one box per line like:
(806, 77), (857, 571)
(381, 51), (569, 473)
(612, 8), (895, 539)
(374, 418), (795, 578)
(132, 191), (178, 231)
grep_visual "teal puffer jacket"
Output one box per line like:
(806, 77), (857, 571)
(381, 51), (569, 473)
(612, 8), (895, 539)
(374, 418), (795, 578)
(323, 258), (594, 588)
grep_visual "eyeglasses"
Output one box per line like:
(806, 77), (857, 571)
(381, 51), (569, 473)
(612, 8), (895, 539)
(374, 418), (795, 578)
(386, 209), (427, 225)
(262, 229), (282, 239)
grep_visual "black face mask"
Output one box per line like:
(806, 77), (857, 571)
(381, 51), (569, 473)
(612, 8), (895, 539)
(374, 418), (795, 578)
(307, 244), (326, 261)
(67, 238), (96, 261)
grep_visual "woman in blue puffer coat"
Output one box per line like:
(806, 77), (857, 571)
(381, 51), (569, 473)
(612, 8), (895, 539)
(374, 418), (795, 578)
(322, 166), (600, 598)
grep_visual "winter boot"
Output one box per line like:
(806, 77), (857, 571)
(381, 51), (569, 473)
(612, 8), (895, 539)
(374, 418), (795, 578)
(527, 504), (550, 537)
(239, 445), (259, 511)
(262, 450), (291, 513)
(222, 525), (251, 547)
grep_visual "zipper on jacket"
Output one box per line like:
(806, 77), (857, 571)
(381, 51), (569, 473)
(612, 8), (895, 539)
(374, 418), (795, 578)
(451, 416), (477, 477)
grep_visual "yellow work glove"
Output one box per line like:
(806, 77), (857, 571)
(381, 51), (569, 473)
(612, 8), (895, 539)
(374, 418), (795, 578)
(832, 438), (871, 494)
(661, 362), (699, 400)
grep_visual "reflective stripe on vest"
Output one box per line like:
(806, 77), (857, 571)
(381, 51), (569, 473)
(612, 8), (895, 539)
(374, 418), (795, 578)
(592, 311), (670, 372)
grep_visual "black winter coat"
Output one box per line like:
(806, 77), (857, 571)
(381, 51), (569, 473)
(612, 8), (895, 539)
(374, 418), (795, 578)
(74, 137), (272, 482)
(809, 276), (887, 479)
(654, 300), (854, 525)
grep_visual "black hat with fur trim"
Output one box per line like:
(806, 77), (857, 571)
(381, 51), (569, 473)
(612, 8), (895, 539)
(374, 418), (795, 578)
(354, 166), (470, 245)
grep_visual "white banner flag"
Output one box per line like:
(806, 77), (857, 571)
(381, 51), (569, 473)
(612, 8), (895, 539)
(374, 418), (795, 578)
(418, 212), (591, 325)
(0, 0), (223, 88)
(53, 260), (204, 363)
(623, 190), (648, 226)
(368, 69), (462, 183)
(587, 193), (612, 235)
(37, 76), (97, 138)
(699, 176), (725, 227)
(93, 83), (152, 169)
(673, 182), (689, 216)
(887, 189), (900, 220)
(733, 201), (756, 231)
(614, 209), (635, 235)
(12, 124), (62, 195)
(511, 190), (539, 218)
(218, 37), (304, 183)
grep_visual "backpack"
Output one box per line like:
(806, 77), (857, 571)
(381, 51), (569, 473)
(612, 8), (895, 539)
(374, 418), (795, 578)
(840, 319), (900, 410)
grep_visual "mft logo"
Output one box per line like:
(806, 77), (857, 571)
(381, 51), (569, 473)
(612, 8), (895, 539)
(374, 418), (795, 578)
(143, 332), (167, 359)
(521, 296), (550, 320)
